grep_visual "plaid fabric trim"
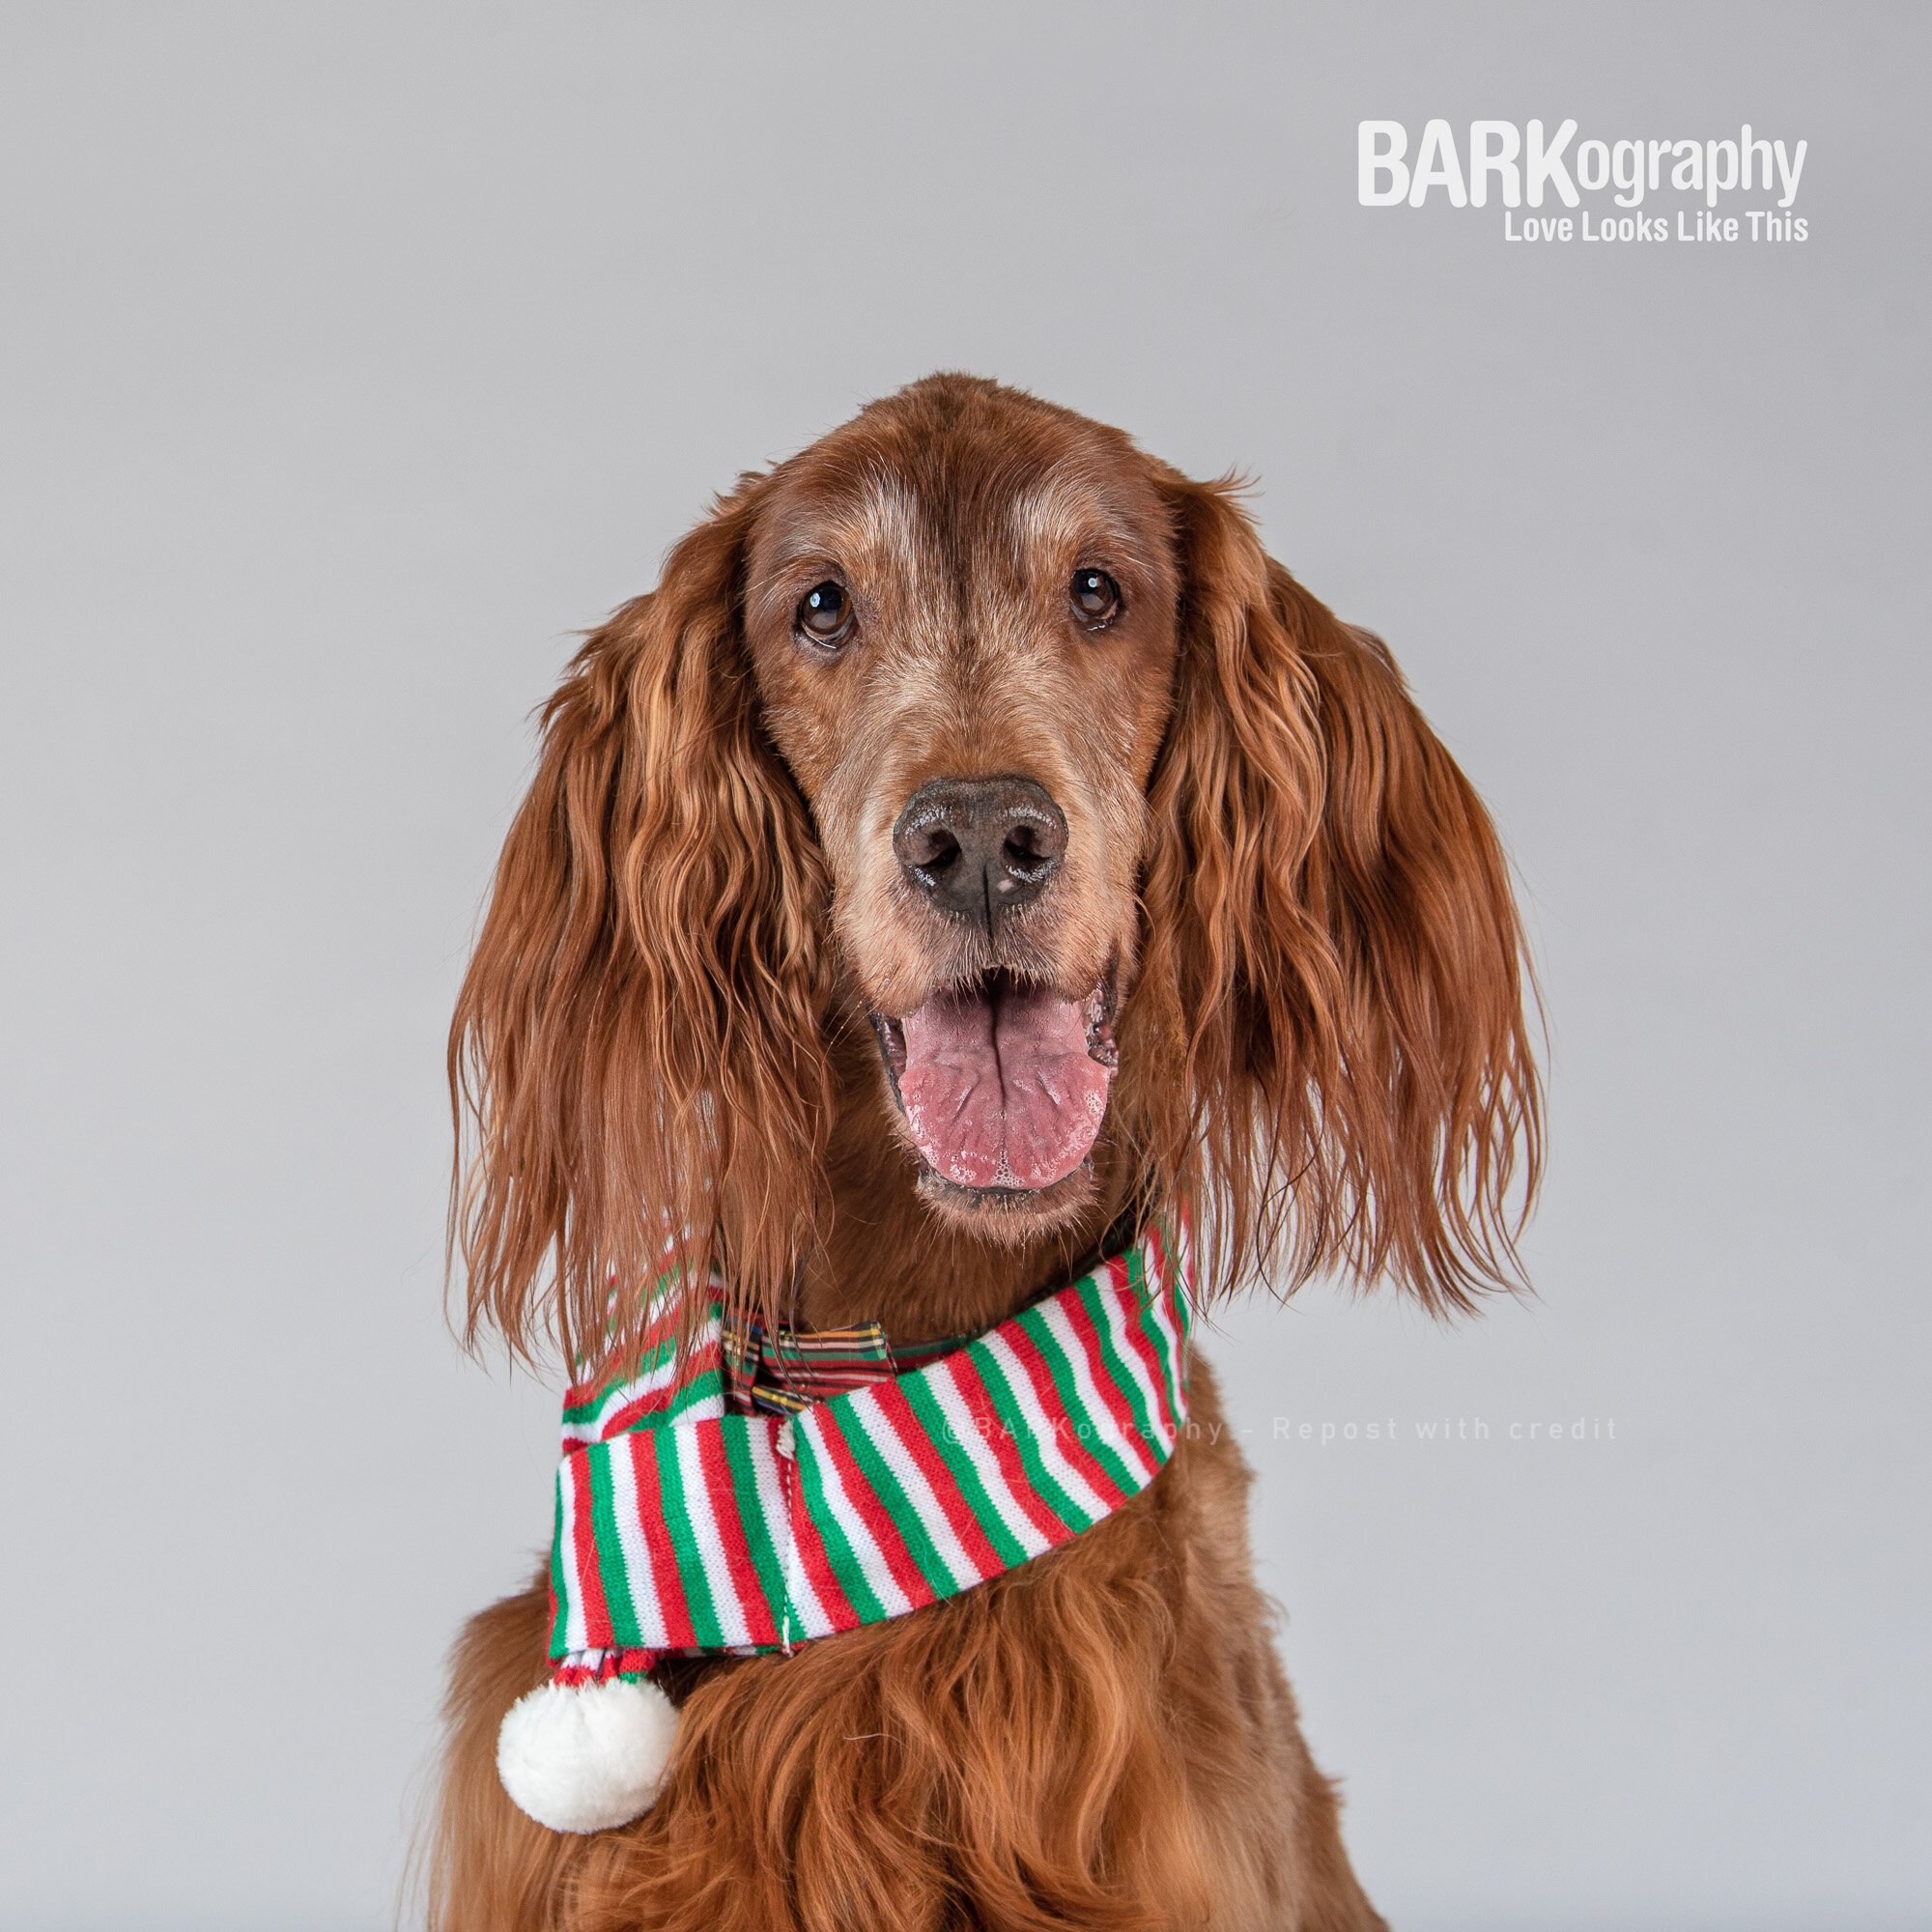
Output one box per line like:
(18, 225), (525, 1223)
(547, 1213), (1193, 1674)
(721, 1314), (969, 1415)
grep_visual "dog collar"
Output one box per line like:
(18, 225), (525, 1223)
(498, 1214), (1194, 1833)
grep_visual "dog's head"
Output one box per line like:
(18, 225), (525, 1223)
(740, 387), (1179, 1236)
(452, 376), (1540, 1369)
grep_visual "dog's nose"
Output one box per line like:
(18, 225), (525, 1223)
(893, 777), (1067, 931)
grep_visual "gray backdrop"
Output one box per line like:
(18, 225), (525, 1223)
(2, 6), (1924, 1928)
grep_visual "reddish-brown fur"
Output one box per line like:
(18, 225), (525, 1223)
(430, 376), (1541, 1929)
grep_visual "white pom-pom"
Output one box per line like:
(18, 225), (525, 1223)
(497, 1677), (681, 1833)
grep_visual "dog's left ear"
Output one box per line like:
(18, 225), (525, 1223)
(1134, 472), (1542, 1310)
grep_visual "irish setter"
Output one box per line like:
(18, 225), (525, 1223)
(427, 374), (1541, 1930)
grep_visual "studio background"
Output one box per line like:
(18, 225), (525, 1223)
(2, 6), (1924, 1929)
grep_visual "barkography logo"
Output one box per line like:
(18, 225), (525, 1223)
(1358, 120), (1808, 242)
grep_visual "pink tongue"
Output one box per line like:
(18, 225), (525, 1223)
(897, 982), (1111, 1191)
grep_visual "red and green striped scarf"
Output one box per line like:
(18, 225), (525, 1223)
(547, 1214), (1193, 1685)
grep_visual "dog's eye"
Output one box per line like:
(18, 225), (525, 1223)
(795, 580), (853, 647)
(1070, 569), (1122, 628)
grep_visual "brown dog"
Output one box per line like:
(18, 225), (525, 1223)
(428, 374), (1540, 1930)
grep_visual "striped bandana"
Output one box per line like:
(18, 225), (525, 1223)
(546, 1214), (1193, 1686)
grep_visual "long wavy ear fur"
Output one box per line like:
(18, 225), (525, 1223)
(1132, 472), (1542, 1310)
(449, 477), (834, 1374)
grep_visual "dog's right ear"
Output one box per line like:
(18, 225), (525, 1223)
(449, 476), (835, 1375)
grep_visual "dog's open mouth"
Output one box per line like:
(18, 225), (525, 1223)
(872, 968), (1119, 1193)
